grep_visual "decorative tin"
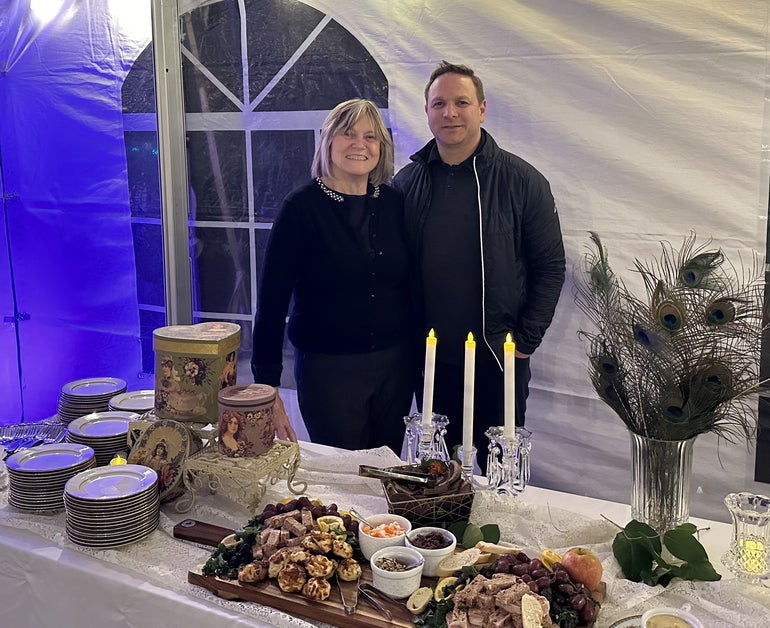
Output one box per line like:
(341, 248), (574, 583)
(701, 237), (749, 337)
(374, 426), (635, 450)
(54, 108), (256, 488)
(217, 384), (276, 458)
(153, 322), (241, 423)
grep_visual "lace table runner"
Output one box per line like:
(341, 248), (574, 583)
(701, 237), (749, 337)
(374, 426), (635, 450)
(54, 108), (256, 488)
(2, 444), (769, 627)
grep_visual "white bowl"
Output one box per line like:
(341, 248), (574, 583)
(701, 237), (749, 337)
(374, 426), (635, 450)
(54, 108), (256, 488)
(641, 606), (703, 628)
(405, 526), (457, 577)
(356, 513), (411, 561)
(370, 546), (425, 599)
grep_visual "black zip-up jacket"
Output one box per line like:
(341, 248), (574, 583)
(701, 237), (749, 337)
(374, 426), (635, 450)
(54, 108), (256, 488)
(393, 129), (565, 364)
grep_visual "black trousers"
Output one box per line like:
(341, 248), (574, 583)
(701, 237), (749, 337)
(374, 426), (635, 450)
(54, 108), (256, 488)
(417, 356), (531, 473)
(294, 344), (415, 454)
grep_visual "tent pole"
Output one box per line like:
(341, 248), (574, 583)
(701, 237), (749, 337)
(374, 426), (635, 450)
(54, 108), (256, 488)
(151, 0), (193, 325)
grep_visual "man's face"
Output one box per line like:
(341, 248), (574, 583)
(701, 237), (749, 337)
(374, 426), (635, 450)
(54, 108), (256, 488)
(425, 72), (486, 159)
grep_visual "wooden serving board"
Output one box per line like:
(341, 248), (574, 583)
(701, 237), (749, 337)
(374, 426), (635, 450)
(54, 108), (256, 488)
(188, 567), (416, 628)
(180, 518), (417, 628)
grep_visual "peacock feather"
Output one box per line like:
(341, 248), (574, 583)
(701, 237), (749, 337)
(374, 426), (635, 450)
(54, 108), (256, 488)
(574, 233), (768, 442)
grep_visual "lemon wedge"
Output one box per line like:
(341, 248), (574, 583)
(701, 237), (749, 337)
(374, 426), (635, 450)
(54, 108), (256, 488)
(406, 586), (433, 614)
(540, 548), (563, 571)
(434, 576), (459, 602)
(316, 515), (345, 534)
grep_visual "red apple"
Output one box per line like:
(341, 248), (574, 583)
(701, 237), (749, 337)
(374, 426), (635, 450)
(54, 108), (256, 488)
(561, 547), (603, 591)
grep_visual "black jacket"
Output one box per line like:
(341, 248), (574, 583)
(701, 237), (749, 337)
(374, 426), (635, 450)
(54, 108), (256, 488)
(393, 129), (565, 363)
(251, 180), (412, 386)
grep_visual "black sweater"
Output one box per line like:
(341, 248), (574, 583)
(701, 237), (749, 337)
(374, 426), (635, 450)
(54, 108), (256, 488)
(251, 179), (413, 386)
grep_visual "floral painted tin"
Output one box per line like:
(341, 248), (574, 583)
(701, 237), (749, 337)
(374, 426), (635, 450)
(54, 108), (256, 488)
(153, 322), (241, 423)
(217, 384), (276, 457)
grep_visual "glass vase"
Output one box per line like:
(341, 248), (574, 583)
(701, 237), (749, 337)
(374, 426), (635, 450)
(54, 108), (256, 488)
(629, 431), (696, 533)
(721, 492), (770, 583)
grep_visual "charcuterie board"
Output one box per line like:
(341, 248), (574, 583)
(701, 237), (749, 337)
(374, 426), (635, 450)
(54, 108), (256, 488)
(178, 517), (416, 628)
(188, 567), (416, 628)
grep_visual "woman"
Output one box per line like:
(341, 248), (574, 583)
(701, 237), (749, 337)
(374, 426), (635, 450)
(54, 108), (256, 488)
(252, 98), (415, 453)
(218, 411), (254, 457)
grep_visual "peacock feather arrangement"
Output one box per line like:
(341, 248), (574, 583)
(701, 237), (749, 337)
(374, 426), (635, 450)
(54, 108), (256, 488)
(574, 232), (768, 442)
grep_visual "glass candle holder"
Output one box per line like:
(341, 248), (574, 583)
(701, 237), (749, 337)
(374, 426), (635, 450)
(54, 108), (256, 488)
(484, 425), (532, 496)
(402, 412), (449, 464)
(721, 491), (770, 583)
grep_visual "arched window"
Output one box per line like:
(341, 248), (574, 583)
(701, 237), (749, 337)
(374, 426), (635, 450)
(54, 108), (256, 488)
(121, 0), (390, 383)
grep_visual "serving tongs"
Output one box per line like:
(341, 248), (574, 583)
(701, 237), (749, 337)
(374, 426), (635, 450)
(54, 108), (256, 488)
(358, 465), (436, 487)
(337, 574), (359, 615)
(357, 583), (394, 622)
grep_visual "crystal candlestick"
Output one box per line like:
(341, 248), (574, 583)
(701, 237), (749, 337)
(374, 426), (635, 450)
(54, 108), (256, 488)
(484, 425), (531, 495)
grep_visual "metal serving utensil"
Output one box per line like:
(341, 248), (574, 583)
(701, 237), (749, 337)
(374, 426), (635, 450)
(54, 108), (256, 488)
(358, 465), (436, 487)
(336, 574), (358, 615)
(357, 583), (394, 622)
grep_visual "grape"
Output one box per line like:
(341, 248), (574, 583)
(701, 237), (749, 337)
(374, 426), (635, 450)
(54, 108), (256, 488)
(297, 496), (312, 509)
(341, 514), (351, 527)
(516, 552), (530, 563)
(570, 593), (587, 611)
(349, 520), (359, 534)
(552, 570), (570, 584)
(495, 561), (510, 574)
(536, 576), (551, 589)
(528, 558), (543, 571)
(551, 562), (565, 571)
(581, 601), (598, 623)
(527, 581), (540, 593)
(285, 498), (299, 511)
(327, 503), (338, 512)
(511, 563), (529, 577)
(310, 505), (323, 518)
(530, 567), (548, 579)
(559, 583), (577, 596)
(520, 573), (532, 583)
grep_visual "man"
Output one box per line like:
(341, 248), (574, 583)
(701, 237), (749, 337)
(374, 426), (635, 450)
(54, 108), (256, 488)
(394, 61), (565, 468)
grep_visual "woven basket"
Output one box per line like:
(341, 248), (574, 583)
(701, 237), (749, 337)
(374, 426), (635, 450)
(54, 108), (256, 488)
(381, 465), (474, 528)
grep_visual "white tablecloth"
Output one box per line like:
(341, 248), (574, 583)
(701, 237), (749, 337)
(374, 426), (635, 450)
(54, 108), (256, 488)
(1, 441), (769, 627)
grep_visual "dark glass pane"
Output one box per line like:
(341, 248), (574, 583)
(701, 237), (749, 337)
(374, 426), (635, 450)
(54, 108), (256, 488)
(188, 131), (247, 222)
(140, 309), (167, 373)
(125, 131), (161, 218)
(132, 222), (164, 306)
(191, 225), (251, 314)
(122, 45), (156, 113)
(258, 20), (388, 111)
(181, 0), (244, 112)
(244, 0), (325, 107)
(252, 130), (314, 220)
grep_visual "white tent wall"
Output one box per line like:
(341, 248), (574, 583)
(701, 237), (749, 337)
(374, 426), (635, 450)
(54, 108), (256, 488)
(0, 0), (769, 520)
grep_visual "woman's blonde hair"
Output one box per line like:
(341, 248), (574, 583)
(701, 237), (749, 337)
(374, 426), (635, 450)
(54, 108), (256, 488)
(311, 99), (393, 186)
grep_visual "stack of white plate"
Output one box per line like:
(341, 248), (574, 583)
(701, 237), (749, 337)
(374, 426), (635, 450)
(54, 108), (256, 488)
(66, 411), (139, 466)
(64, 464), (160, 548)
(58, 377), (128, 423)
(108, 389), (155, 413)
(6, 443), (96, 511)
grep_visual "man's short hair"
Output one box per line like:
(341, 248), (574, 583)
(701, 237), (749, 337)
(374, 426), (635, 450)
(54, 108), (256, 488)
(424, 60), (485, 104)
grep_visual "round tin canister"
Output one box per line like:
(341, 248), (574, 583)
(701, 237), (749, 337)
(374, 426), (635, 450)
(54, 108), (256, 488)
(217, 384), (276, 457)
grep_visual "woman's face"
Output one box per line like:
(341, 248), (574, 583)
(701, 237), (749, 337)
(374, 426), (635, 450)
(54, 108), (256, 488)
(227, 416), (239, 433)
(329, 116), (380, 181)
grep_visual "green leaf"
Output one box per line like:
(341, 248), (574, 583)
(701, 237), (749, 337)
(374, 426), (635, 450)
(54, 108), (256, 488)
(677, 560), (722, 582)
(613, 528), (654, 581)
(611, 518), (721, 589)
(624, 519), (663, 555)
(663, 527), (709, 564)
(447, 521), (467, 542)
(462, 523), (484, 549)
(480, 523), (500, 544)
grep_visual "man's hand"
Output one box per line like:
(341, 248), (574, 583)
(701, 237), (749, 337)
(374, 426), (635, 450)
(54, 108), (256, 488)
(272, 389), (298, 442)
(515, 349), (530, 359)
